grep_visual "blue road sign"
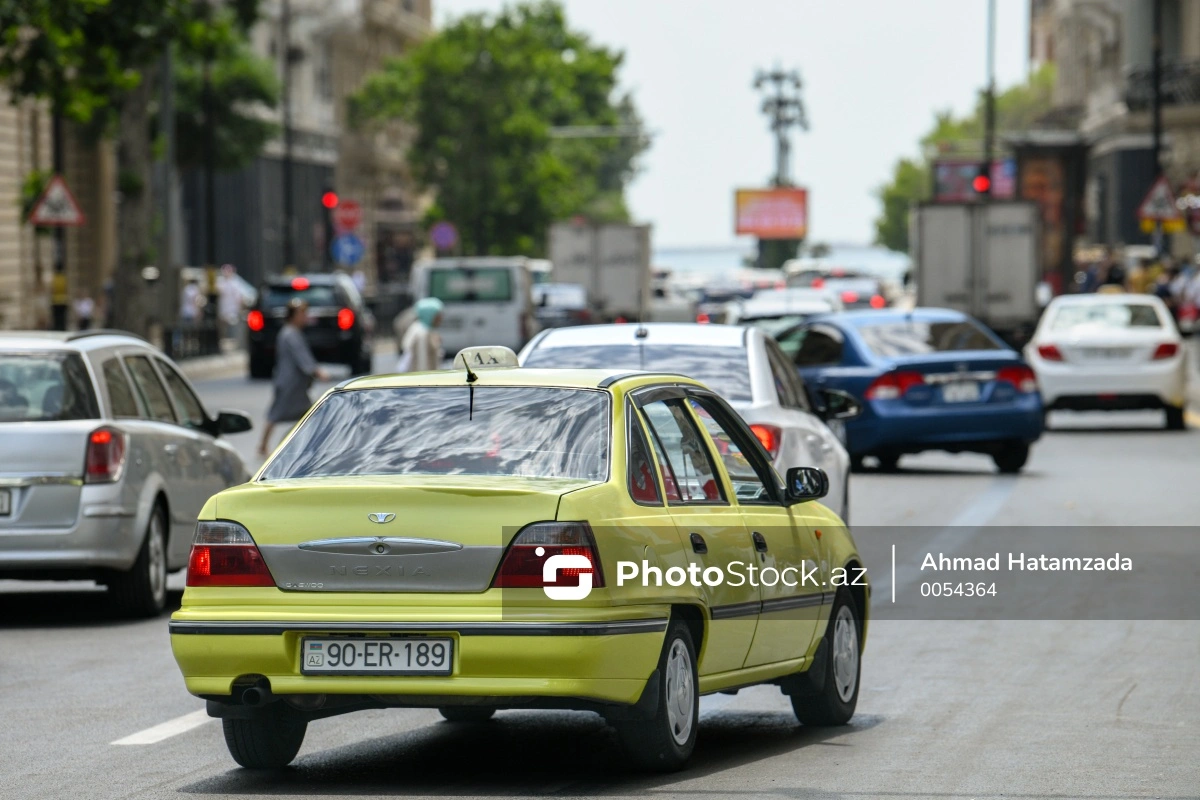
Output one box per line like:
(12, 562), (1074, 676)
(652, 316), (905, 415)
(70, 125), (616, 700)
(331, 233), (365, 266)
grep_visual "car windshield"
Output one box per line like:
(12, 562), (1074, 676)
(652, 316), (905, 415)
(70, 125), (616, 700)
(428, 267), (514, 303)
(1049, 303), (1162, 330)
(264, 284), (339, 308)
(0, 352), (99, 422)
(260, 386), (609, 481)
(857, 320), (1001, 357)
(522, 344), (753, 403)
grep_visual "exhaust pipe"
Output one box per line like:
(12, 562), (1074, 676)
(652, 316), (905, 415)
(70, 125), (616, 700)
(241, 685), (273, 707)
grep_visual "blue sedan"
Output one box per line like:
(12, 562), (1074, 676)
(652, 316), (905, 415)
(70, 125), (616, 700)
(775, 308), (1043, 473)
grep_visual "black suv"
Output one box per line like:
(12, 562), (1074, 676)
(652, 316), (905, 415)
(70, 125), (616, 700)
(247, 274), (374, 379)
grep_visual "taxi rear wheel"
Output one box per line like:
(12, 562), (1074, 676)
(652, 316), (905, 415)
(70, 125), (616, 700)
(791, 587), (861, 727)
(615, 619), (698, 772)
(438, 706), (496, 723)
(222, 713), (307, 770)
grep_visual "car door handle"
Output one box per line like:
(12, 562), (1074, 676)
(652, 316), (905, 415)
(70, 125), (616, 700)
(752, 531), (769, 552)
(163, 443), (179, 456)
(689, 533), (708, 554)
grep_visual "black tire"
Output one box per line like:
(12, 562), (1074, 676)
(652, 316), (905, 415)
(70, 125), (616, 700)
(1165, 405), (1186, 431)
(791, 588), (861, 727)
(1041, 407), (1052, 431)
(222, 712), (307, 770)
(352, 353), (374, 376)
(438, 706), (496, 723)
(248, 354), (273, 380)
(107, 503), (168, 617)
(849, 455), (865, 473)
(875, 453), (900, 472)
(992, 442), (1029, 473)
(615, 619), (699, 772)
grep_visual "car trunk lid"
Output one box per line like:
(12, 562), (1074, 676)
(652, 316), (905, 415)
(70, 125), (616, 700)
(0, 421), (95, 529)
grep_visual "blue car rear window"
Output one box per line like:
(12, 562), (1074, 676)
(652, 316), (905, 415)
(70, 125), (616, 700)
(857, 321), (1001, 357)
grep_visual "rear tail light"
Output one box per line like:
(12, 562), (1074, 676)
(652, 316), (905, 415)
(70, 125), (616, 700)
(186, 521), (275, 587)
(337, 307), (355, 330)
(1036, 344), (1063, 361)
(291, 277), (310, 290)
(840, 290), (859, 304)
(247, 310), (265, 332)
(811, 277), (825, 288)
(996, 365), (1038, 393)
(1152, 343), (1179, 360)
(749, 424), (782, 459)
(570, 309), (593, 323)
(614, 316), (628, 324)
(865, 371), (925, 400)
(85, 427), (127, 484)
(696, 312), (711, 324)
(492, 522), (604, 589)
(869, 294), (886, 309)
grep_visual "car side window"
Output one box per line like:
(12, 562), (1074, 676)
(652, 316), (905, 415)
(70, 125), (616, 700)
(765, 339), (812, 412)
(157, 359), (209, 430)
(101, 358), (142, 418)
(640, 398), (725, 504)
(791, 326), (845, 367)
(124, 355), (177, 423)
(687, 396), (776, 504)
(627, 408), (661, 505)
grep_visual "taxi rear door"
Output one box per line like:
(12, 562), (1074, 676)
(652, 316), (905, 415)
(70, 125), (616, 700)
(634, 388), (760, 676)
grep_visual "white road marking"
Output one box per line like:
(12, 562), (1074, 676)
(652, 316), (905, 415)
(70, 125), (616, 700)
(111, 709), (212, 745)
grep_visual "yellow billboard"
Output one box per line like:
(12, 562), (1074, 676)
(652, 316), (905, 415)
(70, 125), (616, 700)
(734, 188), (808, 239)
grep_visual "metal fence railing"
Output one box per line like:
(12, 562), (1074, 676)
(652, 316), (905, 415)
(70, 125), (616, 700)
(162, 322), (222, 361)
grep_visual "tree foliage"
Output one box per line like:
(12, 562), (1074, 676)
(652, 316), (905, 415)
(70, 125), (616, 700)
(350, 1), (648, 256)
(872, 64), (1056, 253)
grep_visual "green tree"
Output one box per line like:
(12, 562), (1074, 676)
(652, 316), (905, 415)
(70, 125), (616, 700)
(872, 64), (1056, 253)
(350, 1), (648, 256)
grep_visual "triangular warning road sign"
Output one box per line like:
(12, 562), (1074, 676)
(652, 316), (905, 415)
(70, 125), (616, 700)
(1136, 175), (1182, 222)
(29, 174), (85, 227)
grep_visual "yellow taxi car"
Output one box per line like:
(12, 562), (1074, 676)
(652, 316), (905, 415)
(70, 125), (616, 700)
(170, 347), (870, 771)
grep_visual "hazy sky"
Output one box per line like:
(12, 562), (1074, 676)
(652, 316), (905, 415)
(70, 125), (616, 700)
(436, 0), (1031, 248)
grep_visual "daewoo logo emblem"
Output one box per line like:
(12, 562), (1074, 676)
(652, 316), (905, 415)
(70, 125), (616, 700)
(367, 512), (396, 524)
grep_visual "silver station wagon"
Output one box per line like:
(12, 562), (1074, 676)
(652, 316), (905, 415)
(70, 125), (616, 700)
(0, 331), (252, 615)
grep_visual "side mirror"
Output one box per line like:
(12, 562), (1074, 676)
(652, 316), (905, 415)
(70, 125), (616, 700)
(215, 410), (253, 435)
(785, 466), (829, 505)
(816, 388), (861, 421)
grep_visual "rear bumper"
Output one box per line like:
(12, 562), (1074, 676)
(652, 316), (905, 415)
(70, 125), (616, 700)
(0, 486), (141, 574)
(170, 612), (667, 706)
(1033, 358), (1186, 409)
(847, 395), (1043, 456)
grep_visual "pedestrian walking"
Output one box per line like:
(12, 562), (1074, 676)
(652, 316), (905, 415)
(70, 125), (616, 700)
(73, 292), (95, 330)
(180, 279), (203, 325)
(397, 297), (444, 372)
(217, 264), (244, 343)
(258, 299), (328, 456)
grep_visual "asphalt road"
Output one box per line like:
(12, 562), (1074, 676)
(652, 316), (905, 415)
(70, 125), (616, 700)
(2, 351), (1198, 800)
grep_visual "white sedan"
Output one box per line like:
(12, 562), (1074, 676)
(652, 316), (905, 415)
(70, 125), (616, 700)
(518, 323), (857, 521)
(1025, 294), (1187, 430)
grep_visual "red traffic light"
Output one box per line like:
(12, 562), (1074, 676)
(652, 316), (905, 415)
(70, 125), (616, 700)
(972, 174), (991, 193)
(321, 191), (339, 209)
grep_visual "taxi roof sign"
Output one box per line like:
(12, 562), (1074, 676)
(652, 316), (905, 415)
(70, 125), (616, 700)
(453, 346), (520, 371)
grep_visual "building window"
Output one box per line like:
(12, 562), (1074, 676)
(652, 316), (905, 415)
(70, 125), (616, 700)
(316, 43), (333, 100)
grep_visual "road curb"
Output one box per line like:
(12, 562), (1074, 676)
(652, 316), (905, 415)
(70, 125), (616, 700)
(178, 351), (248, 383)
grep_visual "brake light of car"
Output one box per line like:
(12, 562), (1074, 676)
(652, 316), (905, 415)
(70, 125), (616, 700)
(291, 277), (310, 291)
(186, 521), (275, 587)
(246, 310), (265, 332)
(696, 312), (711, 324)
(85, 427), (127, 483)
(750, 424), (782, 459)
(1036, 344), (1063, 361)
(811, 277), (825, 288)
(492, 521), (605, 589)
(864, 371), (925, 400)
(614, 316), (628, 324)
(869, 294), (886, 309)
(1152, 343), (1180, 360)
(996, 365), (1038, 393)
(336, 308), (355, 330)
(840, 291), (859, 304)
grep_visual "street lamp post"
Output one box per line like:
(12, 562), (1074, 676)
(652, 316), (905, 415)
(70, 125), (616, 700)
(281, 0), (295, 271)
(753, 66), (808, 188)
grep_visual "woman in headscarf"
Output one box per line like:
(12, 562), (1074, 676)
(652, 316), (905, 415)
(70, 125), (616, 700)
(398, 297), (444, 372)
(258, 299), (328, 456)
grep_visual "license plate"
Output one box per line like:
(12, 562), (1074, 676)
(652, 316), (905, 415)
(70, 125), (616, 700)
(1082, 347), (1128, 359)
(0, 489), (9, 516)
(301, 637), (453, 675)
(441, 317), (464, 331)
(941, 382), (980, 403)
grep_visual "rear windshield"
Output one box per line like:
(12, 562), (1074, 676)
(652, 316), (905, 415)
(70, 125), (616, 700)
(264, 284), (340, 308)
(522, 344), (753, 403)
(428, 268), (514, 303)
(857, 321), (1001, 357)
(1050, 303), (1162, 330)
(0, 352), (99, 422)
(260, 387), (608, 481)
